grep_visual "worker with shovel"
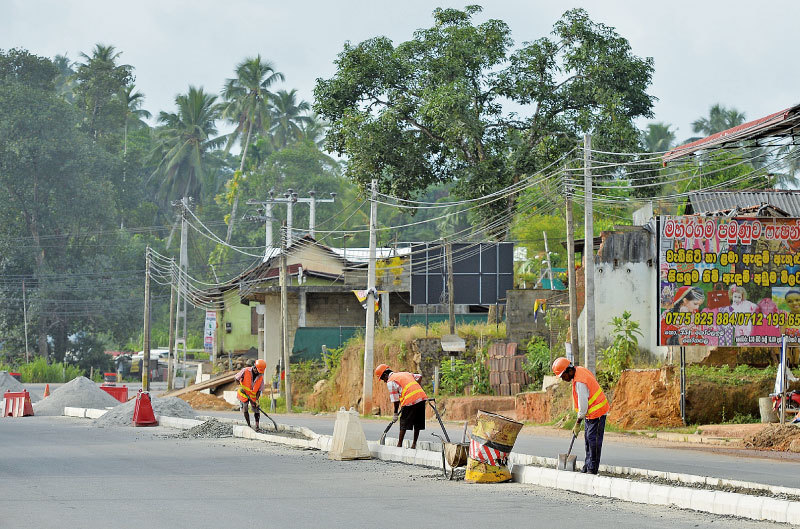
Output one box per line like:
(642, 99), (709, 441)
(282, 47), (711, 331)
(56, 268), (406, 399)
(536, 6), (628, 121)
(236, 359), (266, 431)
(375, 364), (427, 449)
(552, 357), (609, 474)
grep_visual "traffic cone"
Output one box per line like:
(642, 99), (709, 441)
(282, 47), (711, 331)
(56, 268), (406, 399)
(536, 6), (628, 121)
(132, 390), (158, 427)
(43, 384), (50, 398)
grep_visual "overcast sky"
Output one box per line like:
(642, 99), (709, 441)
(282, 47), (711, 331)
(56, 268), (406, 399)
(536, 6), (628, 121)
(3, 0), (799, 145)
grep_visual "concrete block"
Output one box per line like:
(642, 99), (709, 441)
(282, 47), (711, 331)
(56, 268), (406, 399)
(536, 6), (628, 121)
(646, 470), (667, 480)
(760, 497), (789, 524)
(555, 471), (577, 491)
(705, 477), (720, 487)
(85, 408), (107, 419)
(571, 473), (594, 495)
(592, 476), (612, 497)
(735, 495), (764, 520)
(666, 486), (693, 509)
(785, 501), (800, 525)
(609, 478), (632, 501)
(648, 484), (672, 506)
(419, 441), (432, 451)
(539, 468), (559, 489)
(513, 465), (542, 485)
(709, 491), (738, 516)
(678, 473), (705, 486)
(64, 407), (86, 418)
(626, 482), (651, 504)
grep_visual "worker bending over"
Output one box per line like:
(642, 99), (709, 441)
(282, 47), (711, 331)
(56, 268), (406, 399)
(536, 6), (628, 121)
(375, 364), (427, 449)
(236, 359), (266, 431)
(552, 357), (609, 474)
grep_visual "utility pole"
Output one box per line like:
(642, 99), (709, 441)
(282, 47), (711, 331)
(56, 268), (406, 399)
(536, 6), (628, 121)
(543, 231), (554, 290)
(286, 191), (296, 247)
(305, 190), (336, 238)
(167, 258), (176, 391)
(362, 179), (378, 415)
(446, 241), (455, 335)
(22, 279), (29, 364)
(143, 248), (151, 393)
(565, 176), (579, 363)
(583, 134), (596, 374)
(171, 197), (190, 389)
(247, 190), (336, 251)
(280, 222), (292, 413)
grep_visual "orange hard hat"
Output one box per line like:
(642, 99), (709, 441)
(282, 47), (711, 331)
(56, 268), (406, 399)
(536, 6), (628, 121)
(552, 357), (572, 377)
(255, 359), (267, 373)
(374, 364), (390, 379)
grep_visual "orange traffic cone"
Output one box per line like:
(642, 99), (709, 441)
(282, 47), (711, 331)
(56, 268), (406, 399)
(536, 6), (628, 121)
(43, 384), (50, 398)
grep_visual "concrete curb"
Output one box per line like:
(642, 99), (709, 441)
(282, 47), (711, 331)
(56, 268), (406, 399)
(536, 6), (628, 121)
(65, 410), (800, 523)
(64, 407), (109, 419)
(652, 432), (741, 445)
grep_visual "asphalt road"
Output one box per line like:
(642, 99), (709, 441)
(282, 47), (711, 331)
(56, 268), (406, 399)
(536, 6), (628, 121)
(204, 410), (800, 489)
(0, 416), (788, 529)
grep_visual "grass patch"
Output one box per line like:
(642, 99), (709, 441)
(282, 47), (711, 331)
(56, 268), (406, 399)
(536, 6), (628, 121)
(687, 364), (775, 386)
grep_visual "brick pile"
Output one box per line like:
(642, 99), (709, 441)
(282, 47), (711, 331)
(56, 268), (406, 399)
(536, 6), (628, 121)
(488, 343), (529, 396)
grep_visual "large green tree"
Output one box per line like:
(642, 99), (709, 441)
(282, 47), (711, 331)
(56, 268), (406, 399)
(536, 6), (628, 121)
(315, 6), (654, 231)
(73, 44), (133, 142)
(220, 56), (284, 243)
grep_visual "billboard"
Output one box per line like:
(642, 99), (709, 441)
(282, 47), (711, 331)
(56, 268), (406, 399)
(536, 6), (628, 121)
(410, 242), (514, 305)
(658, 216), (800, 347)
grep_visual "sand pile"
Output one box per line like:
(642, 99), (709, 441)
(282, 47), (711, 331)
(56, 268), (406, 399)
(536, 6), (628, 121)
(178, 390), (237, 411)
(743, 423), (800, 451)
(174, 418), (233, 438)
(94, 395), (197, 426)
(0, 371), (41, 402)
(33, 376), (118, 415)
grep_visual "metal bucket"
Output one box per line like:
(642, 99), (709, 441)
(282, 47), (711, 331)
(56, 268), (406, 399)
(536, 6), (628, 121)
(465, 411), (523, 483)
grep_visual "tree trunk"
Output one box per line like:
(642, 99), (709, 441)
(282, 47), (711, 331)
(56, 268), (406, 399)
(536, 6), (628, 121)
(225, 124), (253, 243)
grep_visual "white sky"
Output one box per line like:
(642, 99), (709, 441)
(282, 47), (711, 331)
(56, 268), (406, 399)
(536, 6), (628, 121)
(3, 0), (799, 145)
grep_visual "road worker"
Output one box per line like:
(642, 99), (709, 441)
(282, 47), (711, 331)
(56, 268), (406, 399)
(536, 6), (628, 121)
(375, 364), (427, 449)
(236, 359), (266, 431)
(552, 357), (609, 474)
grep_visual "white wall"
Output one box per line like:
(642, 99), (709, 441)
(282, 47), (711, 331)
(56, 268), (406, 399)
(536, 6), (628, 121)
(578, 262), (668, 359)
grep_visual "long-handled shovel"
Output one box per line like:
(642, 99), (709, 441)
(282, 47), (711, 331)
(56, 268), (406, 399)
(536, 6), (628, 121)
(249, 399), (279, 431)
(379, 414), (399, 445)
(427, 398), (451, 442)
(558, 419), (581, 471)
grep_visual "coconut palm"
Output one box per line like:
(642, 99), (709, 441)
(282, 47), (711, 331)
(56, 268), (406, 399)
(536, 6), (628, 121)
(53, 54), (75, 102)
(690, 104), (746, 138)
(149, 86), (222, 205)
(299, 113), (328, 149)
(220, 55), (284, 243)
(641, 122), (675, 153)
(74, 44), (133, 138)
(270, 89), (313, 149)
(120, 85), (151, 157)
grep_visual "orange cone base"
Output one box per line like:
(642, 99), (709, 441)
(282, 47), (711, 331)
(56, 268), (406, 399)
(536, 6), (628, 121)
(132, 390), (158, 427)
(43, 384), (50, 398)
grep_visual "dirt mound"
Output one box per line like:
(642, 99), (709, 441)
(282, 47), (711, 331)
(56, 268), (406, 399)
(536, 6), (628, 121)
(174, 418), (233, 438)
(33, 376), (119, 415)
(743, 424), (800, 450)
(0, 371), (41, 402)
(178, 391), (237, 411)
(607, 367), (683, 429)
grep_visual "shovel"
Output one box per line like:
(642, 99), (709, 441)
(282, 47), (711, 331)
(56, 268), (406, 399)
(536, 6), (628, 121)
(379, 414), (399, 445)
(249, 399), (279, 431)
(558, 419), (581, 471)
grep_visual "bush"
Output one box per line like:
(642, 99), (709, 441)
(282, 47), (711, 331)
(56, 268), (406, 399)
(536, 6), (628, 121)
(601, 311), (642, 377)
(523, 337), (551, 389)
(12, 357), (85, 383)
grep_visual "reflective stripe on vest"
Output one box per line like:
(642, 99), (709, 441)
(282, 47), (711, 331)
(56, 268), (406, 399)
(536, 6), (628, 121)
(388, 372), (427, 407)
(572, 366), (609, 419)
(237, 368), (264, 403)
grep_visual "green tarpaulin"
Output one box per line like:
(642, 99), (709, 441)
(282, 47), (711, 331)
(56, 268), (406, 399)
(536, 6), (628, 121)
(397, 313), (500, 327)
(291, 327), (362, 362)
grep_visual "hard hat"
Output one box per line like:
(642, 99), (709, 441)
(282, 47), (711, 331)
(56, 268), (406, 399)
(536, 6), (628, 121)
(374, 364), (390, 379)
(552, 357), (572, 377)
(255, 359), (267, 373)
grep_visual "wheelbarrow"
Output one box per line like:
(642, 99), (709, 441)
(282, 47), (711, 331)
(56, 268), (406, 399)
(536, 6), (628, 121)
(433, 421), (470, 480)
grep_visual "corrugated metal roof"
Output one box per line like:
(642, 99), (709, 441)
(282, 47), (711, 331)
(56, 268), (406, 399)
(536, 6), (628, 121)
(663, 103), (800, 163)
(686, 191), (800, 216)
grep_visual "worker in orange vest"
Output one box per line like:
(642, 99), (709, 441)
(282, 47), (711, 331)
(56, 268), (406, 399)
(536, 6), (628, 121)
(236, 359), (266, 431)
(552, 357), (610, 474)
(375, 364), (427, 449)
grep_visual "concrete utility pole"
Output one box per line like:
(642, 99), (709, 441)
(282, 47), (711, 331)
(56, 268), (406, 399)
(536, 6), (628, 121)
(447, 241), (455, 335)
(247, 189), (334, 251)
(280, 222), (292, 413)
(143, 248), (151, 393)
(565, 178), (579, 362)
(306, 190), (336, 238)
(171, 197), (189, 389)
(362, 179), (378, 415)
(543, 231), (554, 290)
(167, 259), (176, 391)
(583, 134), (596, 374)
(22, 279), (29, 364)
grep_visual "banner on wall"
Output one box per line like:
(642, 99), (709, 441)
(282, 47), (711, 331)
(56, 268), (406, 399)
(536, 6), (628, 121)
(658, 216), (800, 347)
(204, 310), (217, 353)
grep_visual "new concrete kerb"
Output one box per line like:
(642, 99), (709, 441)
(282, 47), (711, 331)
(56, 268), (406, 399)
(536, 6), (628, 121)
(64, 409), (800, 525)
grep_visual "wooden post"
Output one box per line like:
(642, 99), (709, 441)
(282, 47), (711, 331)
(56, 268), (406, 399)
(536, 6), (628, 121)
(281, 222), (292, 412)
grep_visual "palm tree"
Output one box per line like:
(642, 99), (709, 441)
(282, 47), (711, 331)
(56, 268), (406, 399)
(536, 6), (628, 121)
(641, 122), (675, 152)
(690, 104), (746, 138)
(74, 44), (132, 138)
(220, 55), (284, 243)
(120, 85), (151, 157)
(300, 114), (328, 149)
(53, 54), (75, 102)
(149, 86), (222, 205)
(270, 89), (313, 149)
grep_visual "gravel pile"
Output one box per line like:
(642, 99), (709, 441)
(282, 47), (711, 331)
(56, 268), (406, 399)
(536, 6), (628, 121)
(0, 371), (41, 402)
(174, 418), (233, 438)
(33, 376), (118, 415)
(94, 395), (197, 426)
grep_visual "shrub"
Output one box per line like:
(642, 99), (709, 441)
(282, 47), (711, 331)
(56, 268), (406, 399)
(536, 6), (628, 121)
(601, 311), (642, 377)
(16, 357), (85, 383)
(523, 337), (551, 389)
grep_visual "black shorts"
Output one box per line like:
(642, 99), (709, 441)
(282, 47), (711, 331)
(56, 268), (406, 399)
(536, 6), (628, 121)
(399, 400), (426, 431)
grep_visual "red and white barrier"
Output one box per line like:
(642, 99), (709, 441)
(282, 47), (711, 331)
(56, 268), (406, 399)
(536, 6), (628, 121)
(2, 390), (34, 417)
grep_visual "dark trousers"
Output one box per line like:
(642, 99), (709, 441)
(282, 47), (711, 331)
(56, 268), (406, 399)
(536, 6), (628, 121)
(584, 415), (606, 474)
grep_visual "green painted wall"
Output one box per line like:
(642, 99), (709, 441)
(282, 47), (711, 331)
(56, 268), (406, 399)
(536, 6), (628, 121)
(219, 289), (259, 354)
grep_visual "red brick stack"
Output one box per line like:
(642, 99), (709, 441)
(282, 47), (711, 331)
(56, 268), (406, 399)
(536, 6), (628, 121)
(488, 343), (529, 396)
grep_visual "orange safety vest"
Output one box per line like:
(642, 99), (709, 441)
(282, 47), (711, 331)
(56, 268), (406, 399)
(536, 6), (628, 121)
(388, 372), (427, 407)
(572, 366), (609, 419)
(237, 368), (264, 403)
